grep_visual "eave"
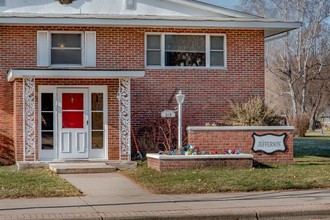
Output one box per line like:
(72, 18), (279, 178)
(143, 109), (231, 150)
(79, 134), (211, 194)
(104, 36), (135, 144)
(0, 14), (302, 38)
(7, 69), (145, 82)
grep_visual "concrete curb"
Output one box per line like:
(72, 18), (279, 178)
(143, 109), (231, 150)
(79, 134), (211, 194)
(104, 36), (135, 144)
(1, 205), (330, 220)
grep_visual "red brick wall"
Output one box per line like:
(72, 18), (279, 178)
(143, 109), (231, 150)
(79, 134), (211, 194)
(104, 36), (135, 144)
(187, 127), (294, 164)
(147, 157), (252, 172)
(13, 79), (25, 162)
(131, 29), (265, 128)
(0, 26), (264, 162)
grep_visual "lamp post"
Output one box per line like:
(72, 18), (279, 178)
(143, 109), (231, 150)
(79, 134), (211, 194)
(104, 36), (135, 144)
(175, 90), (185, 152)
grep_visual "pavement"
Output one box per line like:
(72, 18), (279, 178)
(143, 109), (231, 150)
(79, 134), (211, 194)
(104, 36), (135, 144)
(0, 173), (330, 220)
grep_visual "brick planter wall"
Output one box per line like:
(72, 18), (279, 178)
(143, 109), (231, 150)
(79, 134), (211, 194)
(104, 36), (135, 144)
(187, 126), (294, 164)
(147, 154), (253, 172)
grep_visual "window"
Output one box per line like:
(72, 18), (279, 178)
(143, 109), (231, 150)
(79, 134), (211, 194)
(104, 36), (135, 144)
(165, 35), (206, 67)
(146, 34), (226, 68)
(51, 34), (82, 65)
(37, 31), (96, 67)
(62, 93), (84, 128)
(91, 93), (104, 149)
(146, 35), (161, 66)
(210, 36), (225, 66)
(41, 93), (54, 150)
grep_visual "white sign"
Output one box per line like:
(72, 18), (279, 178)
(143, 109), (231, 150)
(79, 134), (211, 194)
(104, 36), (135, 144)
(161, 110), (175, 118)
(252, 133), (287, 154)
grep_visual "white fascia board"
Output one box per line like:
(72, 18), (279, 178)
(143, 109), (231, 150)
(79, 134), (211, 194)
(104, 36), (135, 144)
(265, 32), (288, 42)
(0, 17), (302, 38)
(146, 153), (254, 160)
(7, 69), (145, 82)
(187, 126), (295, 131)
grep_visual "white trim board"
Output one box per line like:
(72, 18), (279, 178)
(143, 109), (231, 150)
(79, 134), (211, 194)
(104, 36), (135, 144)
(7, 69), (145, 82)
(0, 16), (302, 38)
(187, 126), (295, 131)
(146, 153), (254, 160)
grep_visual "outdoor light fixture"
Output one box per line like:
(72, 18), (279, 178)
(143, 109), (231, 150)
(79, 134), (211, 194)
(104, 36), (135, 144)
(58, 0), (75, 4)
(175, 90), (185, 152)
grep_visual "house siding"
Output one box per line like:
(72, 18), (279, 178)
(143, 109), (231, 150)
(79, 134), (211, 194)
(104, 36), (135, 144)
(0, 26), (264, 163)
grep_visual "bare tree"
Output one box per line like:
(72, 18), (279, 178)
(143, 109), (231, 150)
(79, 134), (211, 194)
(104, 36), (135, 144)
(241, 0), (330, 128)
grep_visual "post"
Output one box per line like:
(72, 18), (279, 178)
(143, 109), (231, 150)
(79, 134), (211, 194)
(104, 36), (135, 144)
(175, 90), (185, 152)
(178, 100), (182, 151)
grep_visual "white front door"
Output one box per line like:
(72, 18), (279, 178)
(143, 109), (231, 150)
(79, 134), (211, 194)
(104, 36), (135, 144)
(58, 88), (89, 159)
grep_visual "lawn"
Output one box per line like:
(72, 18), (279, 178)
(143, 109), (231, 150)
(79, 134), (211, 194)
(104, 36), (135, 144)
(0, 166), (81, 199)
(294, 129), (330, 163)
(121, 130), (330, 194)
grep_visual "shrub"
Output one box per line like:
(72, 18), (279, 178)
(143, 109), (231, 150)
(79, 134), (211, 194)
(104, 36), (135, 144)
(135, 117), (189, 155)
(291, 114), (310, 137)
(226, 96), (279, 126)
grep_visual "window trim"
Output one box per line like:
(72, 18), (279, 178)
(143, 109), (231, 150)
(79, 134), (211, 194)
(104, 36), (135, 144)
(145, 33), (227, 69)
(49, 31), (85, 67)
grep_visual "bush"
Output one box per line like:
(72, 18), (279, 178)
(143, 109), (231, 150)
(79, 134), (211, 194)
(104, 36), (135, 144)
(135, 117), (189, 154)
(227, 96), (279, 126)
(291, 114), (310, 137)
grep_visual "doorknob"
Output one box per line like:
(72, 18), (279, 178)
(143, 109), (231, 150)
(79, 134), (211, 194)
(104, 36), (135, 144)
(87, 120), (89, 125)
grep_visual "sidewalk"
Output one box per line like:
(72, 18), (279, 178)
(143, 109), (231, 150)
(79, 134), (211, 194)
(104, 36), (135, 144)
(0, 173), (330, 219)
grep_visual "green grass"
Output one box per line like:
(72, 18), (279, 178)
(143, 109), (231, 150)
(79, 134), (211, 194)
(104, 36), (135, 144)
(121, 130), (330, 194)
(121, 162), (330, 194)
(294, 130), (330, 163)
(0, 166), (81, 199)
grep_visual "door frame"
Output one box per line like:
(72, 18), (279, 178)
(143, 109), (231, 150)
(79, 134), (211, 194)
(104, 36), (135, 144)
(38, 85), (108, 161)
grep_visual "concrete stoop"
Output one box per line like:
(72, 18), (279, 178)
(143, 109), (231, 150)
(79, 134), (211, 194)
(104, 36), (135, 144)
(17, 160), (137, 174)
(49, 163), (117, 174)
(49, 161), (137, 174)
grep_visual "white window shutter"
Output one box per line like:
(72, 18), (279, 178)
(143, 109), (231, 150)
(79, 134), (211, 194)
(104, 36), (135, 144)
(85, 31), (96, 67)
(37, 31), (50, 67)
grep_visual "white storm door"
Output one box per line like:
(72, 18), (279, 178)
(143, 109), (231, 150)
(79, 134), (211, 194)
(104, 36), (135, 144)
(58, 88), (89, 159)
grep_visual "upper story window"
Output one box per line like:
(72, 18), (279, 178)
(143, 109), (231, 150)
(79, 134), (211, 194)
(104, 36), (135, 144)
(146, 33), (226, 68)
(37, 31), (96, 67)
(51, 34), (82, 65)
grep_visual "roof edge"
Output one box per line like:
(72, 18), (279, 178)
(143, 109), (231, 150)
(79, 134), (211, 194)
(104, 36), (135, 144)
(0, 14), (302, 38)
(7, 69), (145, 82)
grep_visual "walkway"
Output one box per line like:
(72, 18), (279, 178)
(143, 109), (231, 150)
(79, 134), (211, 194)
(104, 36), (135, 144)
(0, 173), (329, 219)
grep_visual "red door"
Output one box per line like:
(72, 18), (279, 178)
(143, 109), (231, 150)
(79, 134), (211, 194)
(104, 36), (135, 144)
(58, 88), (89, 159)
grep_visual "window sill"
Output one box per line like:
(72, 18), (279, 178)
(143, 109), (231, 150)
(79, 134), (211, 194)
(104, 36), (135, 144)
(49, 64), (85, 69)
(145, 66), (228, 71)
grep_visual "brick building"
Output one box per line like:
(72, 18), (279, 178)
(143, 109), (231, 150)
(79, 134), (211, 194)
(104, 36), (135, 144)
(0, 0), (300, 164)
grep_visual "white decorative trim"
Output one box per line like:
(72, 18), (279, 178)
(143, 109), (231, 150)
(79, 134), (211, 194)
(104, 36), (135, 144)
(7, 69), (145, 82)
(146, 153), (254, 160)
(187, 126), (295, 131)
(119, 78), (131, 159)
(23, 77), (36, 160)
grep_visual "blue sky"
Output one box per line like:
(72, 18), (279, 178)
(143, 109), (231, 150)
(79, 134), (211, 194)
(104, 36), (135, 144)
(200, 0), (241, 9)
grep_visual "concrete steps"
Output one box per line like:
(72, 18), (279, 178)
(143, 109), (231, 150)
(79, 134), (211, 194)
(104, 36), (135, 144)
(49, 163), (117, 174)
(17, 160), (137, 174)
